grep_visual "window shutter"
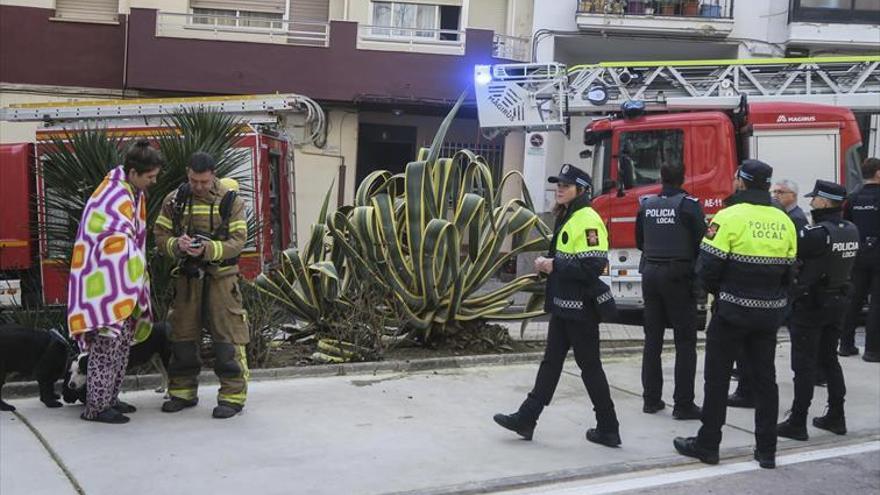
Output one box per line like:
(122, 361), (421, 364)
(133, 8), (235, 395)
(469, 0), (506, 34)
(54, 0), (119, 23)
(290, 0), (329, 21)
(190, 0), (285, 15)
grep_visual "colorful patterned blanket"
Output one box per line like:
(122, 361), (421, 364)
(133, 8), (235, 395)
(67, 165), (152, 348)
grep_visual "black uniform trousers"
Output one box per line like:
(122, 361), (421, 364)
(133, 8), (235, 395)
(841, 260), (880, 354)
(529, 314), (618, 432)
(788, 295), (848, 414)
(697, 314), (779, 454)
(641, 261), (698, 406)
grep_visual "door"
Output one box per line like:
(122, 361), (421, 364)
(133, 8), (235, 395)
(750, 128), (840, 216)
(356, 124), (417, 186)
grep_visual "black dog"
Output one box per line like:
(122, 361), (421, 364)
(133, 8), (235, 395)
(0, 324), (70, 411)
(62, 321), (171, 404)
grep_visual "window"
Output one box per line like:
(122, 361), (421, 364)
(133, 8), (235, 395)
(54, 0), (118, 23)
(370, 2), (459, 39)
(192, 8), (283, 29)
(618, 129), (684, 189)
(790, 0), (880, 23)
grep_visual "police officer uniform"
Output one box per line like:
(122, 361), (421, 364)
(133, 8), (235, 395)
(778, 180), (858, 441)
(154, 177), (250, 418)
(636, 185), (706, 418)
(674, 160), (797, 469)
(840, 180), (880, 361)
(494, 164), (621, 448)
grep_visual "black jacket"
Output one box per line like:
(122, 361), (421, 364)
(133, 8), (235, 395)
(544, 193), (609, 321)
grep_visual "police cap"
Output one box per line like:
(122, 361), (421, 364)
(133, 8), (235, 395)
(804, 179), (846, 202)
(737, 159), (773, 184)
(548, 163), (592, 189)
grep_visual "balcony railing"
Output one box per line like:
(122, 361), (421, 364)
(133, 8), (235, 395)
(357, 24), (466, 54)
(156, 11), (330, 47)
(577, 0), (733, 19)
(493, 34), (531, 62)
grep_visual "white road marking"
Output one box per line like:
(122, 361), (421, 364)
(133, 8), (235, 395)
(497, 441), (880, 495)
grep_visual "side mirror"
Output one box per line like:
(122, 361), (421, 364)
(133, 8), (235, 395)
(618, 156), (635, 191)
(602, 179), (616, 194)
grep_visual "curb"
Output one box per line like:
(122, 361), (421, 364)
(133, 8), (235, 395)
(4, 343), (660, 399)
(382, 430), (880, 495)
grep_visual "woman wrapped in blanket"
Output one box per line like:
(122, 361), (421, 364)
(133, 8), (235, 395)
(66, 139), (164, 424)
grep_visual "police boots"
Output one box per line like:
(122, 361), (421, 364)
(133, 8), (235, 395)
(813, 405), (847, 435)
(777, 411), (808, 441)
(493, 396), (543, 440)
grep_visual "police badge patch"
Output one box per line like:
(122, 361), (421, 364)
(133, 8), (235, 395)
(705, 222), (720, 240)
(586, 229), (599, 246)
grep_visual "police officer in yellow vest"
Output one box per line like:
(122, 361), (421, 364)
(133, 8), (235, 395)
(154, 152), (250, 419)
(674, 160), (797, 469)
(494, 164), (621, 448)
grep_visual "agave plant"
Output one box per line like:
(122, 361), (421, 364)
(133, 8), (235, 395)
(257, 93), (552, 344)
(38, 108), (257, 319)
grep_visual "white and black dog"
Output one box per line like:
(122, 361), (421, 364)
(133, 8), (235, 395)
(0, 324), (71, 412)
(62, 321), (172, 404)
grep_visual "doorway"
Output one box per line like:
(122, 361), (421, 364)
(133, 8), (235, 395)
(356, 124), (417, 186)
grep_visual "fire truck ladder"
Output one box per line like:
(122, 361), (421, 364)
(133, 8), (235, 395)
(475, 56), (880, 133)
(0, 93), (327, 147)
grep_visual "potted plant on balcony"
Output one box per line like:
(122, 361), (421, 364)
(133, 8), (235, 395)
(611, 0), (626, 14)
(700, 0), (722, 17)
(626, 0), (646, 14)
(658, 0), (678, 16)
(682, 0), (700, 16)
(579, 0), (593, 13)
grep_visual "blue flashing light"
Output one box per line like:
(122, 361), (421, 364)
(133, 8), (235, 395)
(475, 66), (492, 85)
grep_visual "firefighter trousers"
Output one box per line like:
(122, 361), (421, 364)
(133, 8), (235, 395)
(167, 274), (250, 406)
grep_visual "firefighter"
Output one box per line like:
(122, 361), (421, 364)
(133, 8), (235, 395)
(840, 157), (880, 361)
(493, 164), (621, 448)
(635, 163), (705, 419)
(674, 160), (797, 469)
(154, 152), (250, 419)
(777, 180), (858, 441)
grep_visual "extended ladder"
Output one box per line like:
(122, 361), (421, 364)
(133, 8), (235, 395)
(475, 56), (880, 133)
(0, 93), (327, 147)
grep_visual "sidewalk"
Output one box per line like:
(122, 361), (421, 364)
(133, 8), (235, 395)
(2, 340), (877, 495)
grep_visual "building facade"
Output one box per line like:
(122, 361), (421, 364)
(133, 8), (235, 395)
(0, 0), (534, 245)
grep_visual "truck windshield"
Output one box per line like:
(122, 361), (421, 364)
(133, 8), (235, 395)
(592, 136), (612, 198)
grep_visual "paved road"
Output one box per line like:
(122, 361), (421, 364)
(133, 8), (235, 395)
(494, 442), (880, 495)
(2, 340), (877, 495)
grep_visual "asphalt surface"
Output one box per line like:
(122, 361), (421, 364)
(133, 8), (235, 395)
(2, 334), (877, 495)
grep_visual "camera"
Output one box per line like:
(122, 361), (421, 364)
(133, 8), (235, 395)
(189, 234), (211, 249)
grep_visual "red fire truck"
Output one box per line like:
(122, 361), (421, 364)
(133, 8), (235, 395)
(476, 56), (880, 310)
(0, 94), (326, 307)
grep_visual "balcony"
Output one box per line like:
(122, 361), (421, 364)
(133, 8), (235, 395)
(787, 0), (880, 50)
(356, 24), (466, 55)
(492, 34), (531, 62)
(575, 0), (734, 39)
(155, 11), (330, 47)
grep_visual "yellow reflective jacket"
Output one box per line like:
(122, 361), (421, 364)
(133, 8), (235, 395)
(545, 194), (610, 320)
(698, 189), (797, 327)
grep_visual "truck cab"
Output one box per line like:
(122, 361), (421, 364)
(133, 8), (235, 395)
(585, 102), (863, 309)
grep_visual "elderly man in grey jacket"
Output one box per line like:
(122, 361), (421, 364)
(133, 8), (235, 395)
(771, 179), (809, 231)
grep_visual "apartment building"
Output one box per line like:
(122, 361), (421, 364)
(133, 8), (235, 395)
(0, 0), (533, 244)
(520, 0), (880, 212)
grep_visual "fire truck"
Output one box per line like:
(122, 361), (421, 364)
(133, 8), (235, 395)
(475, 56), (880, 311)
(0, 93), (326, 307)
